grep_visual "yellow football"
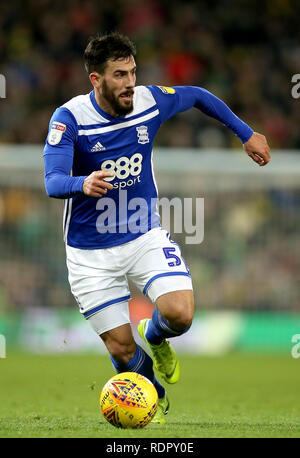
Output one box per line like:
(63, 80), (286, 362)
(99, 372), (158, 428)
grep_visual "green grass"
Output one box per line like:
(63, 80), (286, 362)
(0, 351), (299, 438)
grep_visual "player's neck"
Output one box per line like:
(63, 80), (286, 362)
(94, 90), (119, 118)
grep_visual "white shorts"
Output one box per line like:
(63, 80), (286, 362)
(66, 227), (193, 335)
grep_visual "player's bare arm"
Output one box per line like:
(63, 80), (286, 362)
(82, 170), (115, 197)
(243, 131), (271, 166)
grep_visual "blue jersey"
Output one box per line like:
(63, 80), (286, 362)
(44, 85), (253, 249)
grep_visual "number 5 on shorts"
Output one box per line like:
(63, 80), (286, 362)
(163, 247), (190, 274)
(163, 247), (181, 267)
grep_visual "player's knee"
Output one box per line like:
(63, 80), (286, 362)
(157, 290), (194, 332)
(168, 312), (193, 332)
(164, 302), (194, 332)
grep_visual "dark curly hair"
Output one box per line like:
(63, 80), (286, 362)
(84, 32), (136, 74)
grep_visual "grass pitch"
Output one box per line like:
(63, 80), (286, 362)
(0, 351), (299, 438)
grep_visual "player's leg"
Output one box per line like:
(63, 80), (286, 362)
(89, 316), (165, 400)
(138, 289), (193, 384)
(65, 243), (167, 421)
(88, 312), (168, 424)
(147, 289), (194, 343)
(128, 228), (194, 384)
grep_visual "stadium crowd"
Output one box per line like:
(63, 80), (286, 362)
(0, 0), (299, 148)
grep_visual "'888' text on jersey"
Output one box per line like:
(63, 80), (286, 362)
(44, 84), (253, 249)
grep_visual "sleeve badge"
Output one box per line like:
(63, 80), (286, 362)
(48, 121), (67, 145)
(157, 86), (176, 94)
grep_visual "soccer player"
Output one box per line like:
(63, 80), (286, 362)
(43, 32), (270, 424)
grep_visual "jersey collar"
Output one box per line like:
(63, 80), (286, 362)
(90, 90), (127, 122)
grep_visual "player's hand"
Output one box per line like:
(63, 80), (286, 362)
(243, 132), (271, 166)
(83, 170), (115, 197)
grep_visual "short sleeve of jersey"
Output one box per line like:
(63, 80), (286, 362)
(44, 107), (78, 157)
(147, 85), (197, 124)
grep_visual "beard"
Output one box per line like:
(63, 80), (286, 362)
(102, 80), (134, 116)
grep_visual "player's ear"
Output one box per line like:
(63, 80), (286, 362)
(89, 71), (102, 89)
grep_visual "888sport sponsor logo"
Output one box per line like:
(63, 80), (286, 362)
(101, 153), (143, 189)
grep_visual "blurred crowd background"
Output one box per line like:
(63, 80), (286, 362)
(0, 0), (300, 325)
(0, 0), (300, 148)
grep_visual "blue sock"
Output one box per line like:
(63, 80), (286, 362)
(146, 308), (191, 345)
(110, 343), (165, 399)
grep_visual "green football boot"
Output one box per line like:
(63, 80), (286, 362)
(151, 394), (170, 424)
(138, 318), (180, 384)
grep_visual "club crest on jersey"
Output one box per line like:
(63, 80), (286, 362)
(136, 125), (149, 144)
(157, 86), (175, 94)
(48, 121), (66, 145)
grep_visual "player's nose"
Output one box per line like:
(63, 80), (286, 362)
(125, 73), (135, 88)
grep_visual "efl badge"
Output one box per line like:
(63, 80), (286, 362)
(157, 86), (175, 94)
(48, 121), (66, 145)
(136, 125), (150, 144)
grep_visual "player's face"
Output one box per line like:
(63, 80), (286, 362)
(101, 56), (136, 116)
